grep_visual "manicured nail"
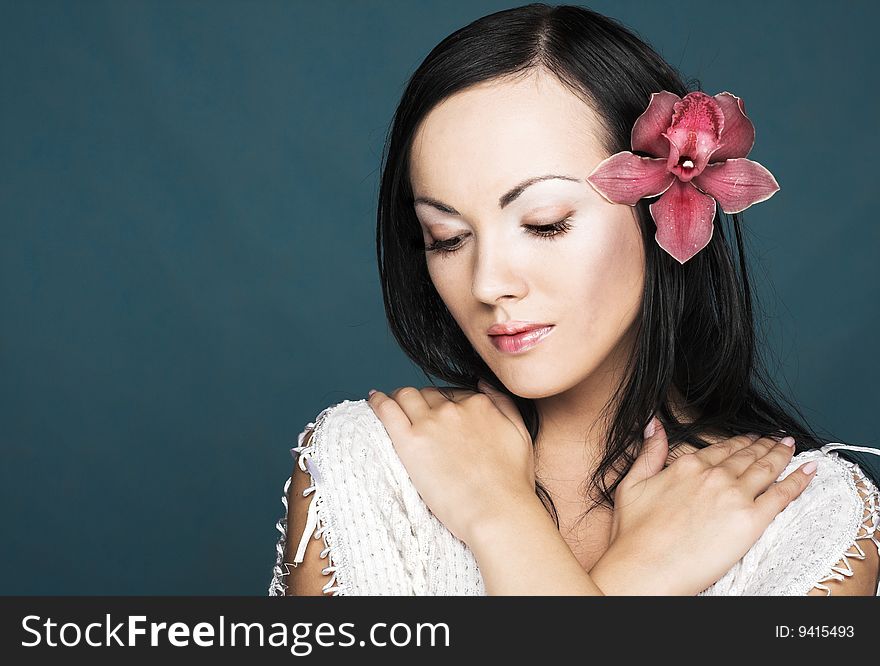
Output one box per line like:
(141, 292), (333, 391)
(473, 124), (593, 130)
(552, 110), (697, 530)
(745, 432), (760, 440)
(780, 436), (795, 447)
(368, 389), (377, 397)
(643, 417), (656, 439)
(802, 460), (818, 475)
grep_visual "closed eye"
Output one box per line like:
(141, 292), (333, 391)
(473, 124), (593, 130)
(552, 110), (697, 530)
(424, 216), (574, 258)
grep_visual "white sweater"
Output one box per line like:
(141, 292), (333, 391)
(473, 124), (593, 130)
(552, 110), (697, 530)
(269, 399), (880, 596)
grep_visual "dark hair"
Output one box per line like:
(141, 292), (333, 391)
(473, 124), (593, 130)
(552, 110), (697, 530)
(375, 3), (839, 526)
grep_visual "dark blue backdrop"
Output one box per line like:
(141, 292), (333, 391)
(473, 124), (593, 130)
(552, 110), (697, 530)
(2, 0), (878, 593)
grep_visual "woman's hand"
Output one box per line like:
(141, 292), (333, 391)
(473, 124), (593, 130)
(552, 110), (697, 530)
(589, 416), (818, 595)
(366, 381), (534, 546)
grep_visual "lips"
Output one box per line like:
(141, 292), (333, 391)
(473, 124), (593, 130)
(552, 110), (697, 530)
(488, 325), (555, 354)
(486, 321), (554, 336)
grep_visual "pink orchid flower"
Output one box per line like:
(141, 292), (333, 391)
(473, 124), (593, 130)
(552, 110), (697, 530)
(586, 90), (780, 264)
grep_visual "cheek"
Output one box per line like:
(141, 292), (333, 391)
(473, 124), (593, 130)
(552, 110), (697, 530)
(427, 261), (470, 316)
(555, 212), (644, 335)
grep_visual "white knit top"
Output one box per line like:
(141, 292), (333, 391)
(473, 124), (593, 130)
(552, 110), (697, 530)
(268, 399), (880, 596)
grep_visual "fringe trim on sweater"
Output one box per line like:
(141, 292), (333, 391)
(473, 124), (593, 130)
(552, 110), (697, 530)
(810, 446), (880, 595)
(269, 409), (349, 596)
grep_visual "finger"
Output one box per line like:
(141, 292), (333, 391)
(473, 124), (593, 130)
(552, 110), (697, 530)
(693, 432), (762, 466)
(753, 459), (818, 523)
(623, 415), (668, 487)
(366, 390), (417, 436)
(419, 386), (474, 408)
(440, 387), (479, 403)
(386, 386), (431, 425)
(738, 438), (797, 497)
(717, 436), (784, 477)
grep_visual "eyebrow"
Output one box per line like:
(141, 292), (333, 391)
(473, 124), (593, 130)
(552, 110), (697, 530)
(413, 174), (582, 215)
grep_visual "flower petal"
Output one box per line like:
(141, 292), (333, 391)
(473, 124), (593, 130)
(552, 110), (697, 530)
(586, 152), (675, 205)
(691, 157), (780, 213)
(710, 92), (755, 161)
(631, 91), (680, 157)
(649, 179), (717, 264)
(662, 92), (725, 182)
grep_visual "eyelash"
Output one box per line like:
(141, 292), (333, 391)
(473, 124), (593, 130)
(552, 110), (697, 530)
(424, 216), (574, 257)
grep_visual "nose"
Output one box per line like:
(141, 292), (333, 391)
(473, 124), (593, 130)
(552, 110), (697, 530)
(470, 239), (528, 305)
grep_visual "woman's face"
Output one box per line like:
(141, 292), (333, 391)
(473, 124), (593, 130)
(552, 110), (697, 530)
(409, 71), (645, 400)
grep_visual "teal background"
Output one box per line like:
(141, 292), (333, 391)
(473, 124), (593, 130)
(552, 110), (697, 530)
(1, 0), (877, 594)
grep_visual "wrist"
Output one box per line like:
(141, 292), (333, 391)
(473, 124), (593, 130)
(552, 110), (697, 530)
(463, 491), (605, 595)
(587, 551), (622, 595)
(463, 490), (552, 553)
(589, 543), (674, 596)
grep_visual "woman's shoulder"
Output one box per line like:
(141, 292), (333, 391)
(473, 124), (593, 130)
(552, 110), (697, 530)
(277, 397), (485, 595)
(271, 398), (425, 596)
(700, 443), (880, 596)
(291, 398), (410, 479)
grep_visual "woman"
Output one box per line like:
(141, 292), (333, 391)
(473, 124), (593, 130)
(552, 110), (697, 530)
(270, 3), (880, 596)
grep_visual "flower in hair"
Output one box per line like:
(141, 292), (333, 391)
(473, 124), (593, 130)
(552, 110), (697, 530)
(586, 91), (780, 264)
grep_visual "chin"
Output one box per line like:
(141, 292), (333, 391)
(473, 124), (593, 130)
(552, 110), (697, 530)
(511, 387), (558, 400)
(490, 375), (563, 400)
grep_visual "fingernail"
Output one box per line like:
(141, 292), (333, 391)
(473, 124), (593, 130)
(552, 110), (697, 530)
(745, 432), (760, 440)
(368, 389), (377, 397)
(802, 460), (818, 475)
(643, 417), (656, 439)
(780, 436), (795, 447)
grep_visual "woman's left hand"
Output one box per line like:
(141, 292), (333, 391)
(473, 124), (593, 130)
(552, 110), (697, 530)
(366, 381), (537, 545)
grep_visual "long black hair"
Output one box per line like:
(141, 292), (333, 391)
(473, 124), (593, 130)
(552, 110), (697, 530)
(375, 3), (842, 525)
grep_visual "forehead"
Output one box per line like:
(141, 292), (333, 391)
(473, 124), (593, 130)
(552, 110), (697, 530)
(409, 71), (608, 200)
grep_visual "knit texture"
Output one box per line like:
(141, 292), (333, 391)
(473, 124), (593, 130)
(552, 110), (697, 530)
(269, 399), (880, 596)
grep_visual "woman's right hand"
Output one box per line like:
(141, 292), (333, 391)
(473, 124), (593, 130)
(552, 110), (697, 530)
(588, 416), (817, 595)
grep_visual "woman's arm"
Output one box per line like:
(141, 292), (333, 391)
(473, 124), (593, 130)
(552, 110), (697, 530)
(467, 491), (605, 595)
(805, 462), (880, 596)
(282, 446), (334, 595)
(470, 443), (880, 597)
(279, 427), (339, 596)
(367, 386), (817, 596)
(463, 431), (819, 596)
(804, 546), (879, 596)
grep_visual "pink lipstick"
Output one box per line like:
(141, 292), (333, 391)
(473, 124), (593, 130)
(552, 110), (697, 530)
(488, 324), (555, 354)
